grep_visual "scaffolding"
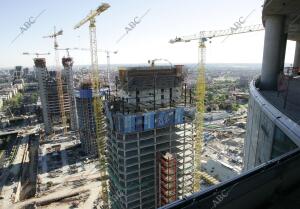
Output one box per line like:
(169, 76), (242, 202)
(159, 153), (177, 206)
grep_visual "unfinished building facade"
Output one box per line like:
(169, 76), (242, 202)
(105, 66), (195, 209)
(62, 57), (78, 131)
(34, 57), (77, 134)
(75, 81), (99, 156)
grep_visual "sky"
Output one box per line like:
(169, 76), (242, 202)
(0, 0), (297, 68)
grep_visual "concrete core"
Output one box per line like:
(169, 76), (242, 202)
(261, 15), (287, 90)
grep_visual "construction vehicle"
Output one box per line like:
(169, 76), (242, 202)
(74, 3), (110, 208)
(170, 24), (264, 192)
(43, 28), (67, 134)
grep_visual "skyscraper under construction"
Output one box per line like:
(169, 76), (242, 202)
(105, 65), (195, 209)
(35, 57), (77, 134)
(75, 81), (99, 156)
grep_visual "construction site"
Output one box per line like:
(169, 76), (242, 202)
(9, 131), (104, 209)
(0, 1), (279, 209)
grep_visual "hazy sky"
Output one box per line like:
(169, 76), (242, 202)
(0, 0), (297, 68)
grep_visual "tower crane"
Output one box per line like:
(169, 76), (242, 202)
(101, 49), (117, 87)
(74, 3), (110, 208)
(57, 48), (73, 57)
(73, 47), (118, 86)
(23, 52), (51, 58)
(43, 28), (67, 134)
(170, 24), (264, 192)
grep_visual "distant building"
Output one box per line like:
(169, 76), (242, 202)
(239, 75), (249, 87)
(23, 67), (29, 77)
(34, 58), (77, 134)
(14, 66), (23, 80)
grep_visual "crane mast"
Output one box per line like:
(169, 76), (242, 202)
(44, 28), (67, 134)
(74, 3), (110, 208)
(170, 24), (264, 192)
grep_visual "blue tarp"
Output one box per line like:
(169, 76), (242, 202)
(124, 115), (136, 133)
(175, 107), (184, 124)
(113, 108), (188, 134)
(184, 107), (196, 119)
(114, 114), (124, 133)
(156, 110), (175, 128)
(135, 115), (143, 132)
(79, 89), (93, 99)
(144, 112), (155, 130)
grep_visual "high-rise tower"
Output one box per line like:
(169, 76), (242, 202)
(75, 81), (99, 156)
(106, 65), (195, 209)
(35, 57), (77, 134)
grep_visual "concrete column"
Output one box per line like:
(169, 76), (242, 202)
(34, 58), (52, 134)
(261, 15), (286, 90)
(293, 41), (300, 67)
(62, 57), (78, 131)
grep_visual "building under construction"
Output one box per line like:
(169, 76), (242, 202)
(35, 57), (77, 134)
(105, 65), (195, 209)
(75, 81), (101, 156)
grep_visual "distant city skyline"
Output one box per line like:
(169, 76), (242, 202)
(0, 0), (297, 68)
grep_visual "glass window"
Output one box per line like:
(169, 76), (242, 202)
(271, 126), (298, 159)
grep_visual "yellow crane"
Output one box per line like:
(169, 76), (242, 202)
(43, 28), (67, 134)
(170, 24), (264, 192)
(74, 3), (110, 208)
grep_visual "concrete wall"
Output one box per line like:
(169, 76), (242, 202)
(244, 81), (300, 171)
(244, 84), (277, 170)
(35, 65), (52, 134)
(202, 159), (239, 182)
(19, 134), (39, 200)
